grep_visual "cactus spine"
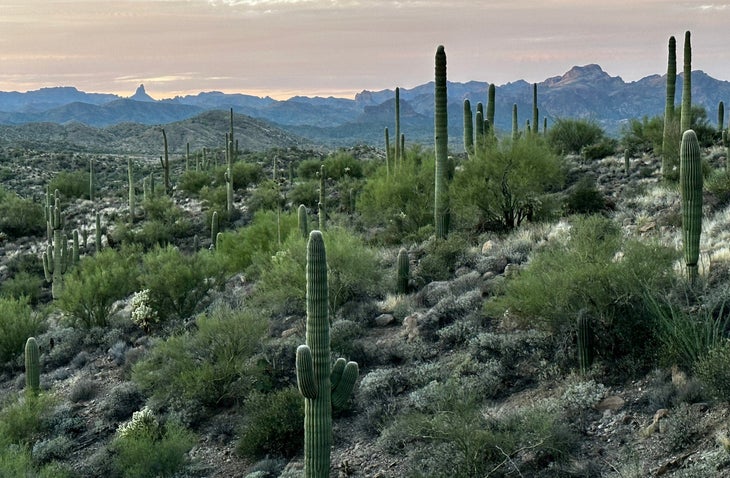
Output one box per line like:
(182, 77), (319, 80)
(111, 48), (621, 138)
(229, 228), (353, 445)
(25, 337), (40, 394)
(577, 315), (593, 374)
(463, 99), (474, 157)
(662, 35), (678, 178)
(680, 31), (692, 134)
(298, 204), (309, 239)
(434, 45), (449, 239)
(396, 248), (409, 294)
(296, 231), (358, 478)
(160, 128), (170, 195)
(680, 129), (702, 284)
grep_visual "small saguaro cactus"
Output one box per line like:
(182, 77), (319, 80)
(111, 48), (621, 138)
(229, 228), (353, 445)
(296, 231), (358, 478)
(298, 204), (309, 239)
(160, 128), (171, 195)
(43, 229), (69, 299)
(463, 99), (474, 157)
(95, 210), (102, 252)
(577, 315), (593, 375)
(487, 83), (496, 133)
(384, 127), (391, 177)
(211, 211), (219, 248)
(434, 45), (449, 239)
(680, 129), (703, 284)
(396, 248), (410, 294)
(128, 157), (136, 220)
(72, 229), (80, 264)
(512, 103), (519, 141)
(25, 337), (40, 394)
(318, 165), (326, 231)
(719, 101), (725, 132)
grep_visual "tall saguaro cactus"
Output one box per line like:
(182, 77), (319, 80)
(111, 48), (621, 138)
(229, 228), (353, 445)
(487, 84), (496, 135)
(680, 129), (702, 284)
(128, 158), (136, 221)
(89, 158), (95, 202)
(662, 35), (677, 178)
(296, 231), (358, 478)
(160, 128), (171, 195)
(463, 99), (474, 157)
(434, 45), (449, 239)
(318, 165), (326, 231)
(680, 31), (692, 134)
(719, 101), (725, 132)
(25, 337), (40, 394)
(384, 127), (391, 177)
(511, 104), (519, 141)
(532, 83), (539, 137)
(395, 87), (401, 170)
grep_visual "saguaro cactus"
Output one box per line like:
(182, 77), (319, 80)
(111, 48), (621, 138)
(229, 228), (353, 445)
(225, 136), (234, 216)
(487, 84), (496, 135)
(160, 128), (170, 195)
(680, 129), (703, 284)
(532, 83), (539, 137)
(396, 248), (410, 294)
(434, 45), (449, 239)
(25, 337), (40, 394)
(296, 231), (358, 478)
(89, 158), (95, 202)
(384, 127), (391, 177)
(211, 211), (219, 248)
(662, 35), (677, 178)
(298, 204), (309, 239)
(128, 158), (136, 220)
(318, 165), (326, 231)
(395, 87), (401, 170)
(680, 31), (692, 134)
(463, 99), (474, 157)
(512, 104), (519, 141)
(719, 101), (725, 132)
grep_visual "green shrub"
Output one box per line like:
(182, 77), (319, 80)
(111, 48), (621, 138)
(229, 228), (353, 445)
(357, 147), (434, 244)
(0, 393), (57, 447)
(57, 248), (138, 328)
(547, 118), (606, 155)
(139, 246), (225, 322)
(214, 162), (264, 190)
(252, 227), (383, 316)
(0, 445), (74, 478)
(695, 340), (730, 399)
(705, 168), (730, 208)
(132, 305), (268, 421)
(564, 176), (607, 215)
(237, 387), (304, 459)
(216, 210), (298, 274)
(582, 137), (617, 160)
(296, 158), (324, 180)
(0, 188), (45, 238)
(0, 271), (44, 304)
(111, 419), (196, 478)
(485, 215), (677, 365)
(416, 234), (470, 284)
(323, 151), (364, 179)
(620, 115), (664, 156)
(247, 179), (285, 213)
(178, 170), (212, 195)
(289, 180), (320, 209)
(452, 138), (565, 231)
(0, 296), (44, 364)
(49, 170), (89, 200)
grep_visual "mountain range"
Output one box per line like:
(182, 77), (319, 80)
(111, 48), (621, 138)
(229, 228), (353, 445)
(1, 65), (730, 152)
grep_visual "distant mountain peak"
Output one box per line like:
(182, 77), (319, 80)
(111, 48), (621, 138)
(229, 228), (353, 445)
(544, 64), (622, 88)
(130, 84), (155, 102)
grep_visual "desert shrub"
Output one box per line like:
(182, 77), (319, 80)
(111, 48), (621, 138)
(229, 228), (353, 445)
(564, 176), (608, 215)
(68, 378), (99, 403)
(357, 147), (435, 244)
(101, 382), (145, 422)
(0, 189), (45, 238)
(199, 185), (228, 215)
(252, 227), (383, 316)
(289, 180), (320, 209)
(247, 179), (285, 213)
(178, 170), (212, 195)
(547, 118), (606, 154)
(237, 387), (304, 459)
(0, 393), (57, 447)
(323, 151), (364, 179)
(0, 446), (74, 478)
(216, 210), (297, 274)
(0, 271), (45, 304)
(485, 215), (677, 365)
(49, 170), (89, 200)
(582, 137), (617, 160)
(378, 380), (575, 476)
(620, 115), (664, 156)
(111, 417), (196, 478)
(139, 246), (225, 322)
(31, 435), (73, 465)
(296, 158), (324, 180)
(416, 234), (470, 284)
(0, 296), (44, 365)
(695, 340), (730, 399)
(214, 162), (264, 190)
(452, 138), (565, 231)
(57, 248), (138, 328)
(705, 168), (730, 208)
(132, 305), (268, 422)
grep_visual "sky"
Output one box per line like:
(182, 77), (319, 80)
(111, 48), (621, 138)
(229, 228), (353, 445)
(0, 0), (729, 100)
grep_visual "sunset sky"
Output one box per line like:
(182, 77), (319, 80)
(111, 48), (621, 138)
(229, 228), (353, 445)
(1, 1), (728, 100)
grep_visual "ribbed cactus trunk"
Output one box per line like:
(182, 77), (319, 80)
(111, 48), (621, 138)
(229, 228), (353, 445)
(434, 45), (449, 239)
(226, 136), (234, 216)
(25, 337), (40, 394)
(296, 231), (358, 478)
(662, 36), (677, 178)
(160, 128), (170, 195)
(211, 211), (219, 249)
(719, 101), (725, 132)
(298, 204), (309, 239)
(680, 129), (702, 284)
(384, 127), (391, 177)
(396, 248), (409, 294)
(475, 109), (484, 155)
(512, 104), (518, 141)
(318, 165), (326, 231)
(487, 84), (496, 136)
(89, 158), (95, 202)
(395, 87), (401, 171)
(95, 211), (102, 252)
(680, 31), (692, 134)
(128, 158), (135, 221)
(463, 99), (474, 157)
(532, 83), (538, 137)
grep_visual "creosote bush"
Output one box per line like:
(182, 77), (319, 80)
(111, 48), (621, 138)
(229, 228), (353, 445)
(547, 118), (606, 155)
(0, 296), (44, 364)
(0, 187), (45, 238)
(237, 387), (304, 459)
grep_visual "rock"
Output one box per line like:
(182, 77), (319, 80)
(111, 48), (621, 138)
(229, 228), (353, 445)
(374, 314), (395, 327)
(482, 240), (497, 254)
(416, 281), (450, 307)
(402, 312), (421, 341)
(595, 395), (625, 412)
